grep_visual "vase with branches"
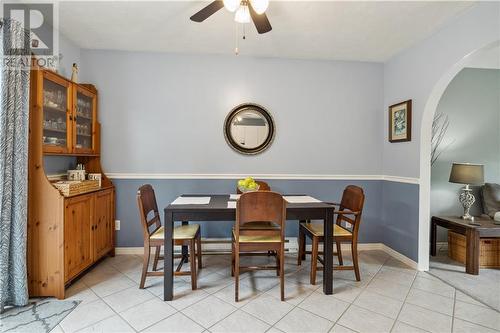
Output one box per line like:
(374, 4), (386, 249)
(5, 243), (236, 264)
(431, 111), (454, 166)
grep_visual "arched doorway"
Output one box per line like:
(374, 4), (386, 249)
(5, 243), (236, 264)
(418, 41), (500, 271)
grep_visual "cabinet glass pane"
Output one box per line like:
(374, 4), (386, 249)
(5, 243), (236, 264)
(75, 92), (93, 150)
(43, 78), (67, 147)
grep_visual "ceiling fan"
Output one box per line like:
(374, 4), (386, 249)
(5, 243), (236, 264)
(190, 0), (272, 34)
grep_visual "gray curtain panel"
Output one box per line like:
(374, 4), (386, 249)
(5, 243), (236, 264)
(0, 19), (31, 312)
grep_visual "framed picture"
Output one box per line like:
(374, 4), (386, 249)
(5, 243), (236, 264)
(389, 99), (412, 143)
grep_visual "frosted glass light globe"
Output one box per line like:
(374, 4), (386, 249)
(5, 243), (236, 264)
(223, 0), (240, 12)
(234, 5), (251, 23)
(250, 0), (269, 15)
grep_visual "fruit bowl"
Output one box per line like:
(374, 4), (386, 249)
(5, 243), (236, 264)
(237, 177), (260, 193)
(238, 184), (260, 193)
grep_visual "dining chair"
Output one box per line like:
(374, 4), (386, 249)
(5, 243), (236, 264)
(297, 185), (365, 284)
(137, 184), (202, 290)
(236, 180), (271, 194)
(232, 191), (286, 301)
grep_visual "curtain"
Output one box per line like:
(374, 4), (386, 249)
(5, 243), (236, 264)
(0, 18), (31, 312)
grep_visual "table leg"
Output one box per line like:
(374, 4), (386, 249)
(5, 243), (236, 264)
(430, 218), (437, 256)
(323, 208), (334, 295)
(182, 221), (189, 263)
(164, 210), (174, 301)
(465, 228), (479, 275)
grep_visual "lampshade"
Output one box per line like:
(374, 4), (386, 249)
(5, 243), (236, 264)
(449, 163), (484, 185)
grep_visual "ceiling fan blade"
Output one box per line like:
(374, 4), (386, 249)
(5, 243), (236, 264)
(190, 1), (224, 22)
(249, 3), (272, 34)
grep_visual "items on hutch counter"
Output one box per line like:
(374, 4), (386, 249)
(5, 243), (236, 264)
(28, 67), (115, 299)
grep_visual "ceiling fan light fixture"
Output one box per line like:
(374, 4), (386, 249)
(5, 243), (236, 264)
(234, 5), (251, 23)
(223, 0), (240, 12)
(250, 0), (269, 15)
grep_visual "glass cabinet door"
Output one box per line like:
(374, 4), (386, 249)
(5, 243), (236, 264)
(74, 87), (96, 154)
(42, 72), (71, 153)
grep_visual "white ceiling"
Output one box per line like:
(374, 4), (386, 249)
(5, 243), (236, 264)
(59, 1), (475, 62)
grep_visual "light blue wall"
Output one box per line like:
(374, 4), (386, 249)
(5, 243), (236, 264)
(79, 50), (384, 176)
(381, 181), (420, 259)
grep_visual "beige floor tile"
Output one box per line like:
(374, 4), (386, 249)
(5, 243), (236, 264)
(212, 282), (260, 307)
(406, 288), (455, 316)
(453, 318), (499, 333)
(267, 327), (285, 333)
(275, 307), (333, 333)
(240, 272), (281, 292)
(398, 303), (452, 333)
(411, 276), (455, 299)
(60, 300), (115, 333)
(209, 310), (270, 333)
(266, 280), (315, 305)
(182, 295), (237, 328)
(119, 297), (177, 331)
(241, 293), (294, 325)
(365, 276), (411, 301)
(197, 272), (234, 294)
(337, 304), (394, 333)
(298, 292), (350, 322)
(170, 285), (210, 311)
(327, 280), (363, 303)
(375, 266), (416, 287)
(143, 312), (204, 333)
(454, 301), (500, 331)
(87, 275), (136, 298)
(102, 285), (155, 313)
(391, 321), (428, 333)
(77, 315), (135, 332)
(329, 324), (357, 333)
(455, 291), (489, 308)
(383, 258), (416, 275)
(353, 290), (404, 319)
(65, 281), (100, 306)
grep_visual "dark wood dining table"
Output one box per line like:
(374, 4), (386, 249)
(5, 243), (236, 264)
(163, 194), (335, 301)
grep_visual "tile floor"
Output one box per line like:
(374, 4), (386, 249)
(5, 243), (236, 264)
(51, 250), (499, 333)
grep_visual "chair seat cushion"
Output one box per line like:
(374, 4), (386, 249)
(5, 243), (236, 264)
(150, 224), (200, 240)
(232, 230), (281, 243)
(300, 223), (352, 237)
(239, 221), (280, 230)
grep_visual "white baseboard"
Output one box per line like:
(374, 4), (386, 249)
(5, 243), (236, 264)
(115, 238), (418, 269)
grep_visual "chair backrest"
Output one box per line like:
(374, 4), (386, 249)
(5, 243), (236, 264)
(337, 185), (365, 234)
(235, 191), (286, 239)
(137, 184), (162, 239)
(236, 180), (271, 194)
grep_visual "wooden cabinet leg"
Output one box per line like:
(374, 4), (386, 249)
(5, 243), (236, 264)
(465, 229), (479, 275)
(430, 218), (437, 256)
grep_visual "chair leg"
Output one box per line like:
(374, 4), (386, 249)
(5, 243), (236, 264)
(231, 242), (235, 277)
(189, 239), (197, 290)
(298, 228), (305, 266)
(276, 250), (280, 276)
(197, 233), (202, 269)
(336, 240), (344, 266)
(352, 241), (361, 281)
(153, 245), (161, 271)
(280, 246), (285, 301)
(235, 246), (240, 302)
(140, 245), (151, 289)
(310, 236), (318, 285)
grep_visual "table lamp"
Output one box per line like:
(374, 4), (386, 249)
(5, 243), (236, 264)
(449, 163), (484, 220)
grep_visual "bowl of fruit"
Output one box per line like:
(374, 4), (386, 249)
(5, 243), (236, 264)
(237, 177), (260, 193)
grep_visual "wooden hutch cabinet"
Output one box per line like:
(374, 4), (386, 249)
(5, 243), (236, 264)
(28, 68), (114, 299)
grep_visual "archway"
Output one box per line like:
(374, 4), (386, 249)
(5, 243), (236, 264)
(418, 41), (500, 270)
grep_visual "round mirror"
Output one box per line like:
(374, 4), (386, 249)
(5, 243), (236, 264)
(224, 103), (275, 155)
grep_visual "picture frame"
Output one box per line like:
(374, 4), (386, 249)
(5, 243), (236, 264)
(388, 99), (412, 143)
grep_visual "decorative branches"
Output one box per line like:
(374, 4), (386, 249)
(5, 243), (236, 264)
(431, 111), (453, 166)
